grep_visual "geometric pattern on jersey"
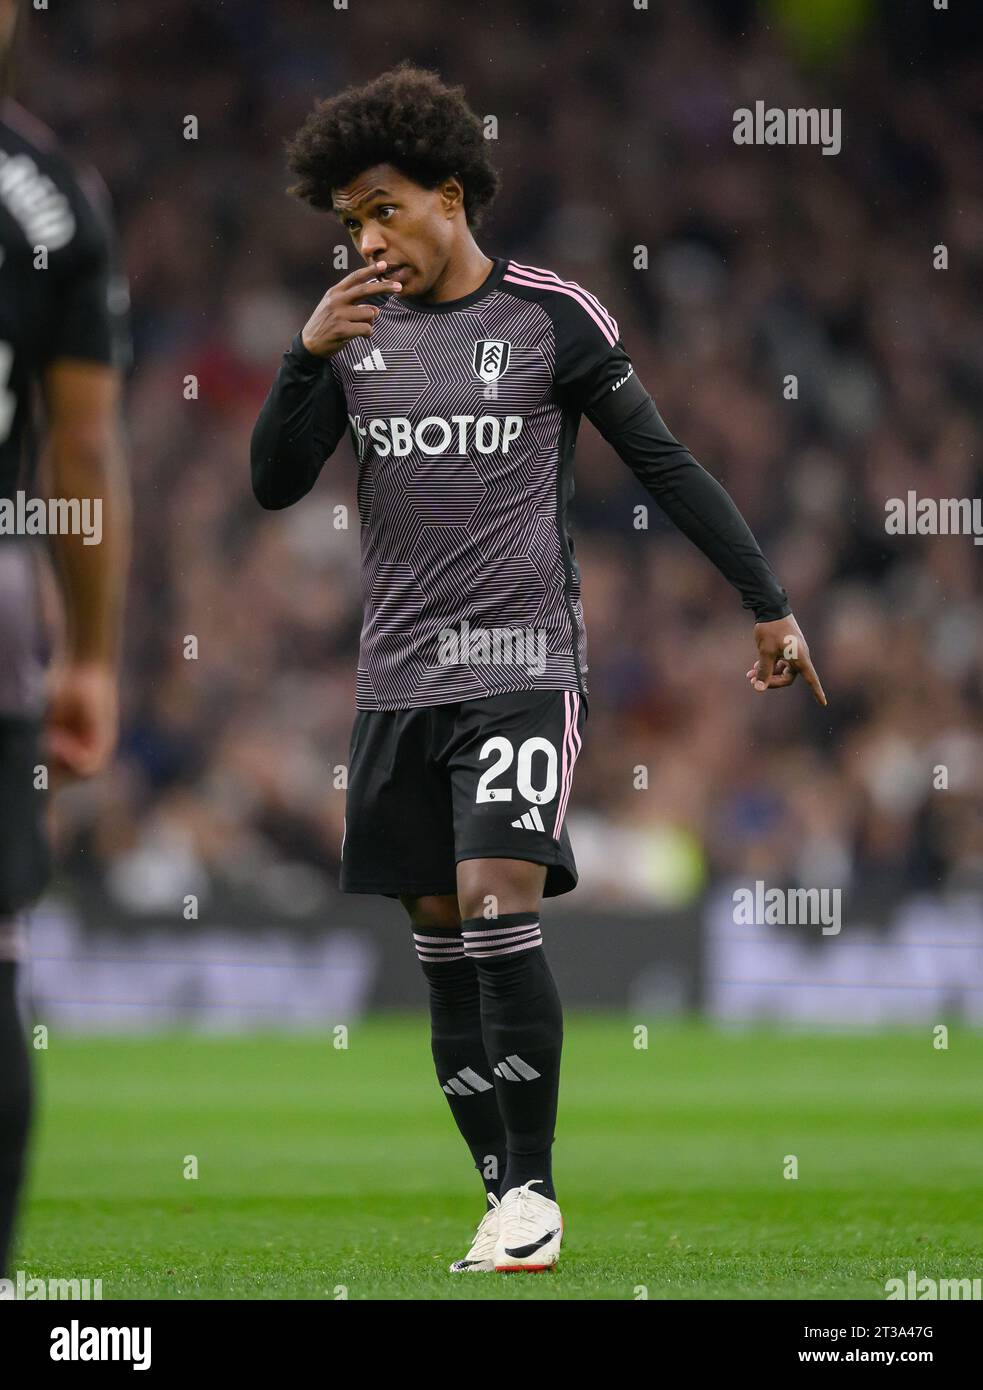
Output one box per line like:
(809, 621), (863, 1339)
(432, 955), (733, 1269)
(329, 257), (620, 710)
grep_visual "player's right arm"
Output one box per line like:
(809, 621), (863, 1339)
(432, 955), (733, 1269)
(39, 169), (131, 780)
(250, 263), (401, 509)
(41, 359), (128, 778)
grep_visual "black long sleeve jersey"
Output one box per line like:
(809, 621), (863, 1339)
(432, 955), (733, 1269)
(251, 256), (789, 711)
(0, 99), (127, 506)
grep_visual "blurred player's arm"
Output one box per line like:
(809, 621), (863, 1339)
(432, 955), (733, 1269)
(40, 359), (129, 777)
(574, 351), (826, 704)
(40, 172), (131, 778)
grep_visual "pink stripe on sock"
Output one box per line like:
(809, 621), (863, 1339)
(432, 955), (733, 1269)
(465, 937), (543, 959)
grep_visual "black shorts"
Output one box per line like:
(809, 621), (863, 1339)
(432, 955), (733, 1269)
(0, 715), (49, 916)
(340, 689), (587, 899)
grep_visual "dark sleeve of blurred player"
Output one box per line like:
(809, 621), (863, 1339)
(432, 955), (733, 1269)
(0, 87), (130, 1276)
(39, 157), (131, 781)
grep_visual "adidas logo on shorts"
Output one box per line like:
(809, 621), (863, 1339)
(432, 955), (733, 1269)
(511, 807), (545, 831)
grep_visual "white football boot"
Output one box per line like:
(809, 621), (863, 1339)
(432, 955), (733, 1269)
(449, 1192), (501, 1272)
(494, 1179), (563, 1272)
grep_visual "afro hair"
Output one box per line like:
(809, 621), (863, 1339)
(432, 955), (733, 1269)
(286, 61), (501, 229)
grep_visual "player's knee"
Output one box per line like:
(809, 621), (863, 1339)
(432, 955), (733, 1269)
(456, 859), (544, 921)
(400, 893), (461, 934)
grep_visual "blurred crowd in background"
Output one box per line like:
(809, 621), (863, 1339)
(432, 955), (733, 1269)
(23, 0), (983, 913)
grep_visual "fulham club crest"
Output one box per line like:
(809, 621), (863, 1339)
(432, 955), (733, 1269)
(473, 339), (511, 383)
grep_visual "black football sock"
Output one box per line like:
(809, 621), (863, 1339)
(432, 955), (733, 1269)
(462, 913), (562, 1201)
(0, 960), (32, 1276)
(414, 929), (507, 1199)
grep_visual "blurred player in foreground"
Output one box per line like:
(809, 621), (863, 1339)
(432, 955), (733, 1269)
(0, 0), (129, 1275)
(252, 63), (824, 1274)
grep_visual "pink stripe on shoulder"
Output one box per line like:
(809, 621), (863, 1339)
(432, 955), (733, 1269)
(507, 260), (619, 342)
(504, 270), (618, 347)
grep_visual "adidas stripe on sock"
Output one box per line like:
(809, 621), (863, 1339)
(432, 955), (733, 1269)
(461, 913), (561, 1200)
(460, 916), (543, 960)
(413, 928), (506, 1197)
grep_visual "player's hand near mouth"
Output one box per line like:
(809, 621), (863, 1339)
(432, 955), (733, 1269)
(300, 261), (402, 358)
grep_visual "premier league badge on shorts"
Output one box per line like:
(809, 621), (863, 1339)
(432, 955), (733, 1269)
(473, 339), (511, 383)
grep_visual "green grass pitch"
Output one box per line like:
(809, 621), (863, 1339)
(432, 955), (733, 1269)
(15, 1017), (982, 1300)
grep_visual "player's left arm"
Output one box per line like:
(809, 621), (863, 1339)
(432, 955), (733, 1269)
(564, 337), (826, 706)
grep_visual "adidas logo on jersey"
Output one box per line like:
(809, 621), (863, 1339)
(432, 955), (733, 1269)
(511, 807), (546, 831)
(353, 348), (386, 372)
(493, 1055), (542, 1082)
(441, 1067), (494, 1097)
